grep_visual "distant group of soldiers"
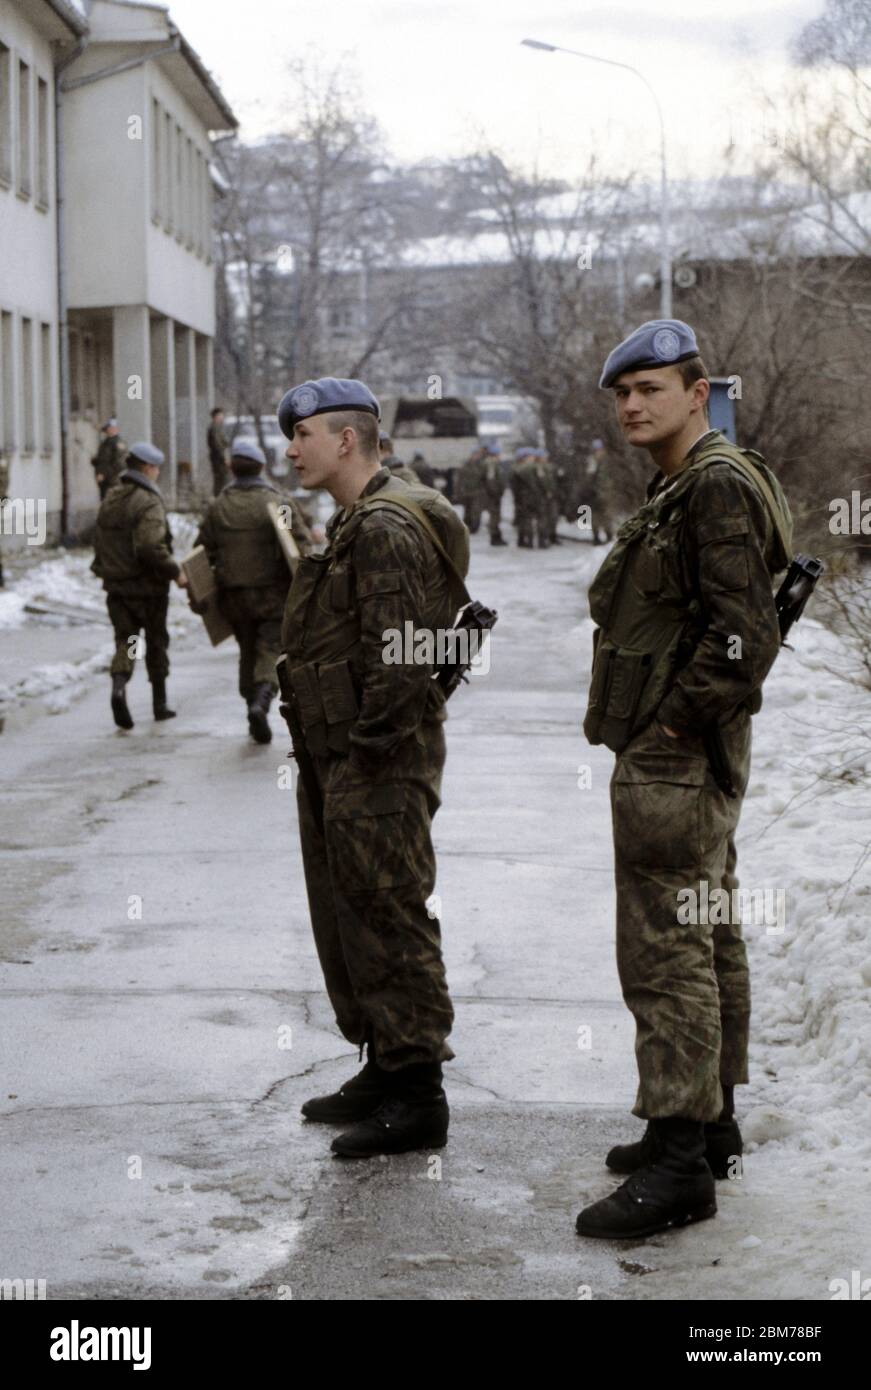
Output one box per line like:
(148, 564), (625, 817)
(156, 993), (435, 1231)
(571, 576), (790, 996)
(453, 439), (616, 548)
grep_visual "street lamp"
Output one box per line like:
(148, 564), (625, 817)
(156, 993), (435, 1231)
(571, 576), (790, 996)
(521, 37), (672, 317)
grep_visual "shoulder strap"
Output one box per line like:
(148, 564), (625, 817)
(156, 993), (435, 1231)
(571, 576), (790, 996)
(693, 442), (793, 564)
(356, 494), (471, 607)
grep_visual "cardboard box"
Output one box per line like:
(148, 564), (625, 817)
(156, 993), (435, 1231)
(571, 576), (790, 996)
(181, 546), (233, 646)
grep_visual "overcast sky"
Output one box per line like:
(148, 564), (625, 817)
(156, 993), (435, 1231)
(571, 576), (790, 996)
(164, 0), (826, 182)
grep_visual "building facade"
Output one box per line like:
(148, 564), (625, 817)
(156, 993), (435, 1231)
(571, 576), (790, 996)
(0, 0), (236, 545)
(0, 0), (84, 540)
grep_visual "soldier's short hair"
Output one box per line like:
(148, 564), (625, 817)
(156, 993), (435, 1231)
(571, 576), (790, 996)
(325, 410), (379, 459)
(677, 356), (710, 417)
(210, 406), (223, 418)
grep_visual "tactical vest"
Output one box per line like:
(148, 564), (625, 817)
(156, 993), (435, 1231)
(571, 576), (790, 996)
(209, 484), (287, 589)
(280, 474), (468, 756)
(583, 434), (793, 753)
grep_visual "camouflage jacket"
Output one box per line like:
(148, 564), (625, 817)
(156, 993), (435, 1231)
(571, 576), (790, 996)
(281, 468), (453, 770)
(195, 477), (311, 590)
(91, 435), (126, 484)
(585, 431), (784, 745)
(207, 423), (228, 465)
(91, 471), (179, 595)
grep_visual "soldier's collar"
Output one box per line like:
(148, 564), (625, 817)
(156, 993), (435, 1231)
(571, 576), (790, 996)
(120, 469), (162, 497)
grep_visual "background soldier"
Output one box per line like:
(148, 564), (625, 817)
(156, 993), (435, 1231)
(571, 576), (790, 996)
(578, 319), (791, 1241)
(91, 419), (126, 500)
(482, 444), (507, 545)
(277, 376), (462, 1159)
(456, 445), (486, 532)
(410, 450), (436, 488)
(91, 442), (187, 730)
(195, 439), (313, 744)
(512, 448), (548, 549)
(537, 447), (559, 546)
(586, 437), (615, 544)
(378, 431), (420, 484)
(207, 407), (229, 496)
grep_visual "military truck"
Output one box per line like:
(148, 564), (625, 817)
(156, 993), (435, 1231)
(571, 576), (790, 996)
(379, 396), (479, 499)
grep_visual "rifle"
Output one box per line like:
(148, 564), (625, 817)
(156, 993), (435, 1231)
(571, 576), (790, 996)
(775, 553), (824, 645)
(433, 600), (498, 699)
(276, 655), (323, 824)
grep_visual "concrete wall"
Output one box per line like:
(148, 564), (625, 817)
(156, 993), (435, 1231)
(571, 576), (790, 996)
(0, 0), (62, 542)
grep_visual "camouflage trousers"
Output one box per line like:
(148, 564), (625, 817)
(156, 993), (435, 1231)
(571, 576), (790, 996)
(463, 495), (483, 534)
(610, 707), (752, 1123)
(218, 584), (287, 700)
(106, 589), (170, 681)
(295, 720), (455, 1070)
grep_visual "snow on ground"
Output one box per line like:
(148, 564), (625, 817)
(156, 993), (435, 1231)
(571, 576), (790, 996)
(736, 615), (871, 1183)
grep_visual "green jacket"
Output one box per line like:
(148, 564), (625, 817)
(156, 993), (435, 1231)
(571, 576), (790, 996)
(92, 471), (180, 595)
(281, 468), (462, 769)
(195, 478), (311, 590)
(91, 435), (126, 485)
(584, 430), (790, 752)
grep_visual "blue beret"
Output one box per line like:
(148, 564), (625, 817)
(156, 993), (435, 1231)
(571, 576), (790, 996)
(599, 319), (699, 389)
(515, 447), (531, 459)
(230, 439), (266, 467)
(486, 443), (500, 455)
(127, 441), (165, 468)
(277, 377), (380, 438)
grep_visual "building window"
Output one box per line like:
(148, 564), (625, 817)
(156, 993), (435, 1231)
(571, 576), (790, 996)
(21, 316), (34, 450)
(36, 76), (48, 207)
(0, 43), (11, 187)
(185, 136), (194, 247)
(68, 327), (80, 414)
(203, 161), (213, 264)
(0, 309), (13, 451)
(17, 59), (31, 198)
(175, 122), (183, 241)
(151, 96), (161, 223)
(40, 322), (52, 451)
(164, 109), (173, 232)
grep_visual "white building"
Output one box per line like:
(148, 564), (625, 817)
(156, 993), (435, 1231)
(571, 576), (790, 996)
(0, 0), (236, 543)
(0, 0), (86, 539)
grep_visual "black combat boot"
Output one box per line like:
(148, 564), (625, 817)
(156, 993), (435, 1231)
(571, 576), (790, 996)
(111, 673), (134, 730)
(247, 682), (273, 744)
(330, 1062), (449, 1158)
(301, 1049), (390, 1124)
(151, 677), (176, 721)
(578, 1117), (716, 1239)
(607, 1088), (743, 1181)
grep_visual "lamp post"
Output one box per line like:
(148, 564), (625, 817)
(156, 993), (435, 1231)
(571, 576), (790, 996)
(522, 37), (672, 317)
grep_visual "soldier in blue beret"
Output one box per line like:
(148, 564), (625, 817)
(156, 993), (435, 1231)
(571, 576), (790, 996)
(193, 437), (314, 744)
(576, 321), (793, 1240)
(276, 375), (468, 1157)
(91, 441), (186, 728)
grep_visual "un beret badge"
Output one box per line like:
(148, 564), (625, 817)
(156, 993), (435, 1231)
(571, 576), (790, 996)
(652, 328), (681, 361)
(290, 385), (319, 416)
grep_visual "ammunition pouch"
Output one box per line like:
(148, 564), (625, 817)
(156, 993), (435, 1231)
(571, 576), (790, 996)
(289, 658), (360, 756)
(583, 635), (653, 752)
